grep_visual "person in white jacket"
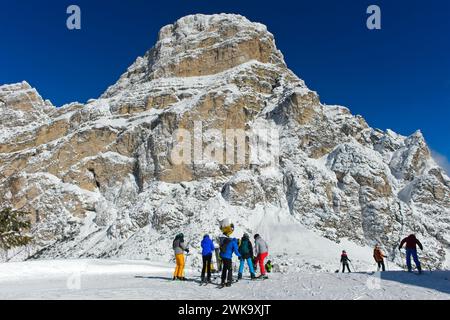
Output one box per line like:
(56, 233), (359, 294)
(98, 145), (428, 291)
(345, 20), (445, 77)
(254, 234), (269, 278)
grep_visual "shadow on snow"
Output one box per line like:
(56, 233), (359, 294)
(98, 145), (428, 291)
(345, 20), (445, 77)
(355, 270), (450, 295)
(134, 275), (202, 284)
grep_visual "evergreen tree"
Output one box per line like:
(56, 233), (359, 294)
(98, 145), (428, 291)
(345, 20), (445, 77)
(0, 208), (32, 251)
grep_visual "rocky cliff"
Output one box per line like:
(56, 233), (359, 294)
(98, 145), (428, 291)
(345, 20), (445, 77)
(1, 14), (449, 269)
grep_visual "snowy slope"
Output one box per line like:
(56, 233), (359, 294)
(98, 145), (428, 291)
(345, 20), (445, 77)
(0, 259), (449, 300)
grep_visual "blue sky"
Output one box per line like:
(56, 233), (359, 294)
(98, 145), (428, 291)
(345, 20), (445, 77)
(0, 0), (449, 170)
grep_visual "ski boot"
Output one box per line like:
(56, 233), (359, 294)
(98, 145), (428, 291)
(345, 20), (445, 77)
(225, 282), (232, 287)
(237, 273), (242, 280)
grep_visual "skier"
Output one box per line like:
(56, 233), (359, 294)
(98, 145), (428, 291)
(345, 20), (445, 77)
(201, 234), (215, 283)
(265, 260), (273, 273)
(399, 234), (423, 273)
(373, 244), (387, 272)
(216, 219), (235, 274)
(254, 234), (269, 279)
(237, 233), (256, 280)
(172, 233), (189, 281)
(219, 234), (241, 287)
(340, 250), (351, 273)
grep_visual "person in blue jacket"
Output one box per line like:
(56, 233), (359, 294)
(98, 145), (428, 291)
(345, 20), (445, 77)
(200, 234), (215, 283)
(219, 235), (241, 287)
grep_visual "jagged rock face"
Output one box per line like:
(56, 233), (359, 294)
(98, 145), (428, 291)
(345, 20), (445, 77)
(0, 14), (449, 268)
(102, 14), (286, 98)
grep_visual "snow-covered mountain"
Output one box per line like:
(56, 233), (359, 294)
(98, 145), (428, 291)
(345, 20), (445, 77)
(1, 14), (449, 270)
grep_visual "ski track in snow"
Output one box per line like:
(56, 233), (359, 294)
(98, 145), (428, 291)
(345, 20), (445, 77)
(0, 260), (449, 300)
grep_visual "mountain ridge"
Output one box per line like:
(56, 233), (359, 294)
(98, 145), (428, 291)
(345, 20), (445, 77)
(0, 14), (449, 270)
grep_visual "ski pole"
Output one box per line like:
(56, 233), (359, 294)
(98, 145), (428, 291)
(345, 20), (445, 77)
(184, 253), (189, 279)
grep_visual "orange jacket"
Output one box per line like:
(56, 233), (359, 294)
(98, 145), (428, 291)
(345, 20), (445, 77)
(373, 248), (385, 262)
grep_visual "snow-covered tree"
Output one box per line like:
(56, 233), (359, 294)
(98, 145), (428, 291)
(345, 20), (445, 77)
(0, 208), (32, 251)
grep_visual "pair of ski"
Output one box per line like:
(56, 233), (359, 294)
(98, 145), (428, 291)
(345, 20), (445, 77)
(216, 275), (268, 288)
(199, 280), (215, 286)
(216, 280), (239, 289)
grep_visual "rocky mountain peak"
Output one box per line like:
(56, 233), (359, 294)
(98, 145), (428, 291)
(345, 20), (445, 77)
(102, 13), (286, 98)
(0, 82), (54, 148)
(1, 14), (449, 270)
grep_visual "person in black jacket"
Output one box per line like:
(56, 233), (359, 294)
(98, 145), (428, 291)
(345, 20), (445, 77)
(340, 250), (351, 273)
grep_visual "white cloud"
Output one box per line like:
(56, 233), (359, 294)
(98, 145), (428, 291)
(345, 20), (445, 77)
(431, 149), (450, 176)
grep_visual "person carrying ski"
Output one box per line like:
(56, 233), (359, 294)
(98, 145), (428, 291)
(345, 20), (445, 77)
(219, 235), (241, 287)
(172, 233), (189, 281)
(373, 244), (387, 272)
(399, 234), (423, 273)
(265, 260), (273, 273)
(237, 233), (256, 280)
(340, 250), (351, 273)
(254, 234), (269, 279)
(201, 234), (215, 283)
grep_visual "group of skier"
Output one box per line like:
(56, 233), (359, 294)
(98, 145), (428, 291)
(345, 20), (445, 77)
(339, 234), (424, 274)
(172, 219), (270, 287)
(173, 225), (426, 286)
(200, 232), (270, 287)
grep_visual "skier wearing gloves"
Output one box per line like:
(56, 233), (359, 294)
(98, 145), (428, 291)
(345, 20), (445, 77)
(399, 234), (423, 274)
(219, 235), (241, 287)
(340, 250), (351, 273)
(237, 233), (256, 280)
(373, 244), (387, 272)
(254, 234), (269, 279)
(172, 233), (189, 281)
(201, 234), (215, 283)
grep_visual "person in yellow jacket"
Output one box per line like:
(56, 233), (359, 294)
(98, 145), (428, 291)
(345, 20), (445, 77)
(373, 244), (387, 272)
(173, 233), (189, 280)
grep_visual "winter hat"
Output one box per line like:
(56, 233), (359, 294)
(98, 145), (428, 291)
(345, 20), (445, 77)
(243, 233), (249, 239)
(254, 234), (260, 240)
(203, 234), (209, 239)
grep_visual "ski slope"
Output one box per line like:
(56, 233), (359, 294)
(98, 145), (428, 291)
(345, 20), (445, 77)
(0, 259), (449, 300)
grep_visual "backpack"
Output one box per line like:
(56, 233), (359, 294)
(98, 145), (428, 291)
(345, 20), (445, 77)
(240, 239), (250, 256)
(220, 237), (231, 254)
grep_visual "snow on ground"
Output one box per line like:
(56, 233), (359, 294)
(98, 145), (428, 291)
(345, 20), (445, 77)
(0, 259), (449, 300)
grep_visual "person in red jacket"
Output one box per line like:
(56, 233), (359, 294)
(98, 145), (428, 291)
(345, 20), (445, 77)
(399, 234), (423, 273)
